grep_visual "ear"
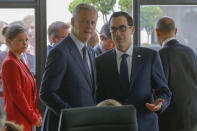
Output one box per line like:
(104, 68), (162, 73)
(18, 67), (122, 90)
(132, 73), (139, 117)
(71, 17), (75, 27)
(51, 36), (57, 43)
(175, 28), (177, 35)
(130, 26), (135, 35)
(7, 39), (11, 46)
(156, 29), (160, 37)
(100, 34), (104, 40)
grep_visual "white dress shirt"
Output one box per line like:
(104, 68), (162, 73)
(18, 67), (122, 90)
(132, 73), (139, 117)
(116, 44), (133, 80)
(70, 32), (92, 74)
(162, 37), (176, 48)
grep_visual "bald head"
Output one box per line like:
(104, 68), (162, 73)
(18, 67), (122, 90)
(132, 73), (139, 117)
(156, 17), (176, 34)
(156, 17), (177, 46)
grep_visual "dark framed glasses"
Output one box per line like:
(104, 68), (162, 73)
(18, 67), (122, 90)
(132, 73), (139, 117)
(110, 25), (131, 33)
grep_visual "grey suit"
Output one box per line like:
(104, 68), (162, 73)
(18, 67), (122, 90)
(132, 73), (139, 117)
(39, 34), (97, 131)
(159, 39), (197, 131)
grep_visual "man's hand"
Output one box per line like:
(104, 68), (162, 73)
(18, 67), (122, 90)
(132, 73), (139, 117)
(145, 98), (164, 111)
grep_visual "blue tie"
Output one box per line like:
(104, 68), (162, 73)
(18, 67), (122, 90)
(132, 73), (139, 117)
(120, 54), (130, 92)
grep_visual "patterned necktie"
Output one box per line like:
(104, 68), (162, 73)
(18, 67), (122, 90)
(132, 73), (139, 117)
(120, 54), (130, 92)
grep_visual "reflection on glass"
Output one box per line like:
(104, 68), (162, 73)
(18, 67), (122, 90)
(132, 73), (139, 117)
(140, 5), (197, 52)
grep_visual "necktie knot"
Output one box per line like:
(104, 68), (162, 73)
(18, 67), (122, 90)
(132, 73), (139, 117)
(121, 54), (128, 59)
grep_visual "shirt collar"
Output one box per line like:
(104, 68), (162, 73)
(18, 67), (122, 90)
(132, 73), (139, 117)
(70, 32), (87, 51)
(162, 37), (176, 47)
(115, 43), (133, 59)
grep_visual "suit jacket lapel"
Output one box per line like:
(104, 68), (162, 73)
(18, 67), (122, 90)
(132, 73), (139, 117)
(129, 47), (143, 92)
(67, 36), (92, 87)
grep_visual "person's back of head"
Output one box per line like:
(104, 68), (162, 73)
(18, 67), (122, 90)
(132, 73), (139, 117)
(156, 16), (177, 45)
(4, 121), (23, 131)
(96, 99), (122, 107)
(156, 16), (176, 34)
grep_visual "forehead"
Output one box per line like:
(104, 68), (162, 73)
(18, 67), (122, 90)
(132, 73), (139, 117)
(77, 9), (97, 20)
(110, 16), (128, 27)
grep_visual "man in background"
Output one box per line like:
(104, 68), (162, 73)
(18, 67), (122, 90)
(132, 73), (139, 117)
(47, 21), (70, 55)
(156, 16), (197, 131)
(94, 23), (114, 56)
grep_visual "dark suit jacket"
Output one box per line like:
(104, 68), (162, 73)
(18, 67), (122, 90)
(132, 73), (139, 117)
(93, 43), (103, 57)
(46, 45), (53, 56)
(159, 39), (197, 131)
(96, 47), (171, 131)
(39, 34), (97, 131)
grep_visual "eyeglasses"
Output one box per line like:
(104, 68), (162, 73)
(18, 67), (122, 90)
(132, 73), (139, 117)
(110, 25), (131, 33)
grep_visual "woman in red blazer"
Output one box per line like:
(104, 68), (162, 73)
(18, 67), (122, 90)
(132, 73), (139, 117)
(1, 25), (42, 131)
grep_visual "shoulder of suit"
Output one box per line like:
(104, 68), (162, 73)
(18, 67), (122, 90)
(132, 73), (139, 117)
(96, 49), (113, 61)
(135, 46), (157, 55)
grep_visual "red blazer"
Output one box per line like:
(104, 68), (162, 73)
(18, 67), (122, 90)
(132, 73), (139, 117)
(1, 51), (41, 131)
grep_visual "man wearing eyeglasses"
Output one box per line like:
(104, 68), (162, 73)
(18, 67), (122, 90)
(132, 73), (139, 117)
(96, 11), (171, 131)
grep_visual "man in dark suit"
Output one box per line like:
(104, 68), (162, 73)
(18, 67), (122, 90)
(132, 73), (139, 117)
(94, 22), (114, 57)
(156, 17), (197, 131)
(39, 4), (98, 131)
(96, 11), (171, 131)
(47, 21), (70, 56)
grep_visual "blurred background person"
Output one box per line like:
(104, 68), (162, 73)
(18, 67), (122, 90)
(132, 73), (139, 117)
(1, 25), (42, 131)
(23, 15), (35, 55)
(0, 106), (5, 131)
(0, 20), (8, 102)
(87, 32), (99, 48)
(94, 22), (114, 56)
(0, 20), (8, 52)
(47, 21), (70, 55)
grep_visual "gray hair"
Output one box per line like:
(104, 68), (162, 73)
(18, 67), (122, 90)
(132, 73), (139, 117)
(48, 21), (70, 38)
(156, 16), (176, 34)
(2, 24), (27, 41)
(100, 22), (111, 39)
(72, 3), (98, 19)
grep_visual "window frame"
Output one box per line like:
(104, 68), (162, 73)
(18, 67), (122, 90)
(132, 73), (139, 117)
(133, 0), (197, 46)
(0, 0), (47, 120)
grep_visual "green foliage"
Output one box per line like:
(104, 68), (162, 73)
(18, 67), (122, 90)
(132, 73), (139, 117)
(68, 0), (116, 23)
(119, 0), (132, 14)
(140, 6), (163, 43)
(68, 0), (90, 13)
(92, 0), (116, 22)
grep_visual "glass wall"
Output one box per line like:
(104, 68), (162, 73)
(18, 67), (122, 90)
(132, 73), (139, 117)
(140, 5), (197, 52)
